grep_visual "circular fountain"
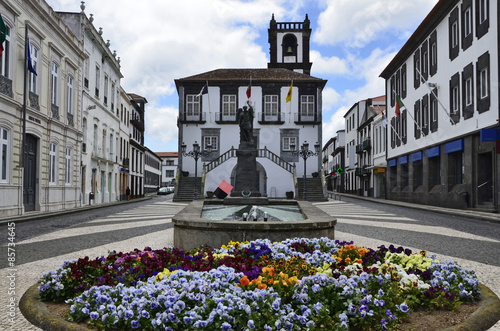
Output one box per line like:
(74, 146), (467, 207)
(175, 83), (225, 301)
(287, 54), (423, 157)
(173, 104), (336, 250)
(172, 198), (337, 251)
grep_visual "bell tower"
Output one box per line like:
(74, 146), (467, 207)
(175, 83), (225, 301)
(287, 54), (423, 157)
(268, 14), (312, 75)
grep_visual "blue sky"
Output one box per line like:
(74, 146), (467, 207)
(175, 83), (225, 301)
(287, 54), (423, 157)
(46, 0), (439, 153)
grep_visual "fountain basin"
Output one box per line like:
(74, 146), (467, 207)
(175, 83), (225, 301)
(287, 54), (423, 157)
(172, 200), (337, 251)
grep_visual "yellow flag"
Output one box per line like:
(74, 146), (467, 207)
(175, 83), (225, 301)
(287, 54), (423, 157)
(286, 82), (293, 103)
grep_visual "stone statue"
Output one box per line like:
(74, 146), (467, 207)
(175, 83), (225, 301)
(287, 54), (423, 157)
(237, 101), (254, 143)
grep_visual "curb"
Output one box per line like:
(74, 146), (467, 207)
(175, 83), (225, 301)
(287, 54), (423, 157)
(20, 283), (500, 330)
(332, 193), (500, 224)
(0, 196), (152, 225)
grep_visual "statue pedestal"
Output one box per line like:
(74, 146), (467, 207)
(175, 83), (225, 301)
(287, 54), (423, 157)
(231, 142), (261, 197)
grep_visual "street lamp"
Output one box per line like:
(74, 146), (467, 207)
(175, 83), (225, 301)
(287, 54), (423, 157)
(181, 141), (212, 200)
(291, 141), (320, 200)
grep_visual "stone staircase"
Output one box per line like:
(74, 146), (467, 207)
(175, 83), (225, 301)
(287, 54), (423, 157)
(297, 177), (328, 202)
(173, 176), (202, 202)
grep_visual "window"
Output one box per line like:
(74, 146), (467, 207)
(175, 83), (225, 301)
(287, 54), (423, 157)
(1, 128), (9, 183)
(464, 6), (472, 36)
(452, 86), (459, 113)
(109, 133), (114, 159)
(422, 101), (428, 129)
(222, 95), (236, 120)
(431, 42), (437, 67)
(84, 56), (90, 88)
(29, 44), (38, 93)
(82, 118), (87, 152)
(95, 65), (100, 97)
(165, 170), (175, 177)
(264, 95), (278, 120)
(49, 143), (57, 184)
(51, 63), (58, 105)
(66, 75), (74, 115)
(0, 25), (10, 78)
(465, 77), (472, 105)
(166, 160), (174, 166)
(479, 68), (488, 99)
(282, 136), (297, 151)
(104, 75), (109, 105)
(300, 95), (315, 121)
(102, 130), (106, 157)
(93, 124), (98, 154)
(65, 147), (72, 185)
(203, 136), (218, 151)
(431, 97), (438, 122)
(186, 95), (200, 120)
(111, 82), (115, 110)
(451, 21), (459, 47)
(422, 50), (428, 77)
(478, 0), (487, 23)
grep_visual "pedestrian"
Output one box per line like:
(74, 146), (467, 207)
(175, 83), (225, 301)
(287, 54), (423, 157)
(126, 186), (131, 201)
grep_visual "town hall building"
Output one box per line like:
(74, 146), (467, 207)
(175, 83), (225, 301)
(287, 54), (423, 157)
(174, 15), (327, 201)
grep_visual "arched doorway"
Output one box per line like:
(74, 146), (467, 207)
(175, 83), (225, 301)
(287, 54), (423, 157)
(230, 162), (267, 197)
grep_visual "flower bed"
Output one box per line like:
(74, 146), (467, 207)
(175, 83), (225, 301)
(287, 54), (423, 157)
(38, 238), (480, 330)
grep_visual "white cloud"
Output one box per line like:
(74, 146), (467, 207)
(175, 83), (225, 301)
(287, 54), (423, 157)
(310, 50), (349, 76)
(321, 47), (397, 144)
(313, 0), (438, 47)
(322, 87), (342, 112)
(144, 105), (179, 148)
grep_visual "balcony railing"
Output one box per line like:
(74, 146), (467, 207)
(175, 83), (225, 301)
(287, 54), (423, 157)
(0, 75), (13, 97)
(178, 112), (206, 123)
(67, 113), (74, 127)
(29, 91), (40, 110)
(294, 112), (322, 123)
(355, 144), (363, 154)
(257, 112), (285, 123)
(215, 112), (236, 122)
(51, 104), (59, 120)
(362, 139), (371, 150)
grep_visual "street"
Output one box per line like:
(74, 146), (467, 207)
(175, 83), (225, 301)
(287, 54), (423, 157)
(1, 195), (499, 330)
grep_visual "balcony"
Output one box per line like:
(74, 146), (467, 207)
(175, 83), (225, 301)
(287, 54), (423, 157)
(122, 158), (130, 167)
(67, 113), (74, 127)
(51, 104), (60, 120)
(178, 112), (206, 124)
(294, 112), (322, 124)
(215, 112), (237, 123)
(362, 139), (371, 150)
(130, 118), (144, 130)
(355, 144), (363, 154)
(29, 91), (40, 110)
(258, 112), (285, 124)
(0, 75), (13, 97)
(355, 167), (371, 176)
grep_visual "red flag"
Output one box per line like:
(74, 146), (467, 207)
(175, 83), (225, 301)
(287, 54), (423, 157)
(246, 82), (251, 99)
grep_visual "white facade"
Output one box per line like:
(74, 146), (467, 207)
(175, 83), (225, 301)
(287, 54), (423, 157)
(175, 69), (326, 199)
(0, 0), (85, 216)
(117, 87), (131, 200)
(381, 0), (499, 210)
(59, 10), (123, 206)
(158, 152), (178, 187)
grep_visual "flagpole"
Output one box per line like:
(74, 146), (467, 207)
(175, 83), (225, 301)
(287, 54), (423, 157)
(415, 67), (456, 125)
(205, 80), (211, 123)
(288, 80), (293, 123)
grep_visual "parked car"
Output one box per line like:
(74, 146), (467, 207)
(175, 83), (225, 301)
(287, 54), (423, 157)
(157, 187), (168, 195)
(166, 186), (175, 194)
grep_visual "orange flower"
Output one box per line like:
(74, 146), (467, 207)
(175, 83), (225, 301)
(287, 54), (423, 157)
(357, 259), (363, 264)
(240, 275), (250, 287)
(258, 283), (267, 290)
(345, 257), (351, 263)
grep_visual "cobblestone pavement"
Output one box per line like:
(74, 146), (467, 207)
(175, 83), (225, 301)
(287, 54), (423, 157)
(1, 198), (499, 330)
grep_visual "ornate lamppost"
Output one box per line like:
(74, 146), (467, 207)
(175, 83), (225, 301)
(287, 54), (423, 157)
(291, 141), (320, 200)
(181, 141), (212, 200)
